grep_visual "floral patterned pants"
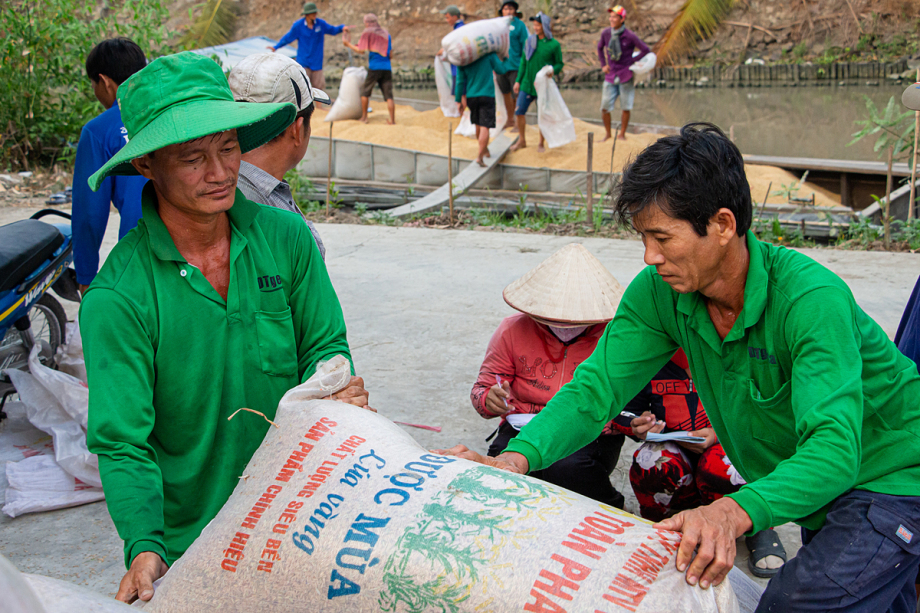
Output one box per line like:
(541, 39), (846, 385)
(629, 442), (745, 522)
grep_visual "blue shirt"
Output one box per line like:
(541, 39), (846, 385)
(450, 19), (465, 84)
(72, 103), (146, 285)
(895, 276), (920, 373)
(276, 17), (345, 71)
(368, 36), (392, 72)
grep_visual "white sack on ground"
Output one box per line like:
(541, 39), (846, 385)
(6, 350), (101, 488)
(0, 401), (54, 502)
(434, 55), (461, 117)
(28, 340), (88, 429)
(630, 51), (657, 76)
(24, 574), (135, 613)
(0, 553), (46, 613)
(534, 65), (577, 148)
(55, 322), (86, 384)
(441, 16), (510, 66)
(324, 67), (367, 122)
(143, 358), (739, 613)
(3, 455), (103, 518)
(454, 76), (508, 140)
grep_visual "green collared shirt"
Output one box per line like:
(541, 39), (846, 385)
(506, 231), (920, 533)
(82, 184), (352, 567)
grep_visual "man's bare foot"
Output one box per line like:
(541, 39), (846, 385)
(386, 120), (395, 125)
(601, 134), (612, 142)
(510, 125), (519, 133)
(537, 143), (546, 153)
(360, 117), (369, 124)
(617, 132), (627, 140)
(484, 148), (491, 158)
(510, 141), (526, 151)
(476, 158), (487, 167)
(502, 121), (515, 131)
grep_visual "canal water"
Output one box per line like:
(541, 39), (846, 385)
(337, 83), (910, 163)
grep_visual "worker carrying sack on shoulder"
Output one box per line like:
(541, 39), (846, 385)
(324, 67), (367, 122)
(534, 65), (576, 148)
(141, 356), (741, 613)
(455, 74), (507, 139)
(441, 16), (510, 67)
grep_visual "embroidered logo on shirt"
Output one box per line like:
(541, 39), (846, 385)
(747, 347), (777, 364)
(258, 275), (283, 292)
(897, 524), (913, 544)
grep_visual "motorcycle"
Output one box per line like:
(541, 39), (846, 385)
(0, 209), (81, 413)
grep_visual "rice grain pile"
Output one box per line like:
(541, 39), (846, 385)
(311, 104), (841, 207)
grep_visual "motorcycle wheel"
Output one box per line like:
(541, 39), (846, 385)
(0, 293), (67, 375)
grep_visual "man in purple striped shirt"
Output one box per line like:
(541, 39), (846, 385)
(597, 5), (649, 141)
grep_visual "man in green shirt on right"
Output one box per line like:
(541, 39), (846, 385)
(442, 123), (920, 612)
(511, 12), (563, 152)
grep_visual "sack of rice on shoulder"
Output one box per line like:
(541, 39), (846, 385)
(143, 357), (740, 613)
(441, 17), (511, 67)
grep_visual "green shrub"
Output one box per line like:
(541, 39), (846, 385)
(0, 0), (173, 170)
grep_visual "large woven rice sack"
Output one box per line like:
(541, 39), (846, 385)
(324, 67), (367, 122)
(442, 17), (510, 67)
(143, 357), (739, 613)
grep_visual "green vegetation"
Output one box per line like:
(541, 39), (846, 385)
(656, 0), (736, 65)
(1, 0), (173, 170)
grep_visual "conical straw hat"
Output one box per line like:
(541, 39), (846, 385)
(503, 243), (625, 326)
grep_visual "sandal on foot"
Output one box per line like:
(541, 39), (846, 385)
(745, 528), (787, 578)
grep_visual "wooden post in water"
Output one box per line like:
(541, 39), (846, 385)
(909, 68), (919, 220)
(448, 124), (454, 224)
(326, 122), (334, 217)
(884, 145), (893, 249)
(586, 132), (594, 220)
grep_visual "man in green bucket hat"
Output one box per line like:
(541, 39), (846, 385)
(269, 2), (349, 90)
(80, 51), (370, 604)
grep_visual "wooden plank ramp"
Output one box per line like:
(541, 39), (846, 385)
(387, 132), (517, 218)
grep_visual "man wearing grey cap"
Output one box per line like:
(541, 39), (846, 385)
(229, 53), (330, 259)
(438, 5), (465, 95)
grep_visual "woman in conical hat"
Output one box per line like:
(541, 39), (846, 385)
(470, 243), (628, 508)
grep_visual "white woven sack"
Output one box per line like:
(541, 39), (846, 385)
(441, 16), (510, 67)
(630, 51), (657, 76)
(142, 369), (740, 612)
(324, 67), (367, 122)
(534, 66), (577, 148)
(434, 55), (461, 117)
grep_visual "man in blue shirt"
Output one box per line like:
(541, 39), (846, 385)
(73, 38), (148, 291)
(437, 5), (466, 95)
(270, 2), (350, 90)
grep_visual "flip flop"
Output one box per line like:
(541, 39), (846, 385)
(745, 528), (787, 579)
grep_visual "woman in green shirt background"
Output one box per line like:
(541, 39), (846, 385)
(511, 12), (563, 152)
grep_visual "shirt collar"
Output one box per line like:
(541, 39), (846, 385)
(239, 161), (284, 198)
(674, 230), (767, 349)
(140, 180), (260, 263)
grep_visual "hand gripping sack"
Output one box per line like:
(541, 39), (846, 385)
(454, 75), (508, 139)
(324, 67), (367, 122)
(534, 65), (577, 148)
(434, 55), (461, 117)
(142, 357), (740, 613)
(441, 16), (510, 67)
(630, 51), (657, 76)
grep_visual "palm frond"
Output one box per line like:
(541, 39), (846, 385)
(654, 0), (735, 65)
(181, 0), (238, 49)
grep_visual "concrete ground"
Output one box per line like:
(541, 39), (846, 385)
(1, 205), (917, 598)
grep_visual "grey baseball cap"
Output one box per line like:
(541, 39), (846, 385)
(228, 53), (331, 111)
(440, 5), (461, 16)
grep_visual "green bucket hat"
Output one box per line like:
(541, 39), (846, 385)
(88, 52), (296, 192)
(302, 2), (318, 14)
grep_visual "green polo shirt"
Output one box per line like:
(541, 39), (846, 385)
(516, 36), (563, 96)
(506, 231), (920, 534)
(81, 184), (352, 567)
